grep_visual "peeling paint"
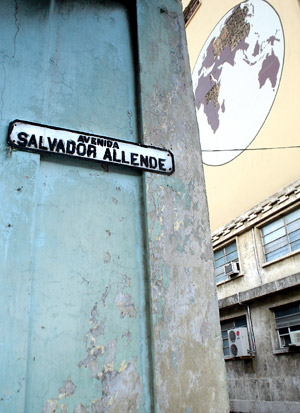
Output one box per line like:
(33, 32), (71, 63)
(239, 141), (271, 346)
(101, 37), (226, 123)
(73, 404), (87, 413)
(105, 339), (117, 365)
(122, 330), (131, 347)
(79, 303), (106, 379)
(101, 287), (109, 306)
(77, 300), (143, 411)
(108, 396), (114, 407)
(104, 252), (111, 264)
(151, 220), (163, 241)
(43, 399), (58, 413)
(115, 293), (136, 318)
(174, 221), (180, 231)
(118, 360), (128, 373)
(78, 345), (106, 380)
(58, 378), (76, 399)
(91, 362), (142, 413)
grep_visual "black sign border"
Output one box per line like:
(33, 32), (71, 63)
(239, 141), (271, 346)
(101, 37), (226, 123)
(7, 119), (175, 175)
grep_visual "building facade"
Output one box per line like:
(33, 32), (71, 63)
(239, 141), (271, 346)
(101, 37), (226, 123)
(183, 0), (300, 411)
(0, 1), (229, 412)
(214, 180), (300, 412)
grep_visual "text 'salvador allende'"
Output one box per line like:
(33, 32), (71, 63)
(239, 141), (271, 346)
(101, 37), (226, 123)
(15, 132), (168, 172)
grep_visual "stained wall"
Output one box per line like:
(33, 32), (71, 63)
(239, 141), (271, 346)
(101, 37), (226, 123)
(0, 0), (228, 412)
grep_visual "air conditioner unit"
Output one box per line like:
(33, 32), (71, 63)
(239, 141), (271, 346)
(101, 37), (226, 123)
(224, 261), (240, 277)
(289, 331), (300, 346)
(228, 327), (250, 357)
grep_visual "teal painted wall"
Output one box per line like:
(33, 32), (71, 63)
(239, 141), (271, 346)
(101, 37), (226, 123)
(0, 1), (152, 411)
(0, 0), (230, 411)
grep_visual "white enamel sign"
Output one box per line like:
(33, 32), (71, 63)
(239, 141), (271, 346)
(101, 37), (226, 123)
(8, 120), (175, 175)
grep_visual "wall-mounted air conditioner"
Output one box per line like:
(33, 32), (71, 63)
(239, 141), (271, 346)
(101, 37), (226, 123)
(228, 327), (250, 357)
(289, 331), (300, 346)
(224, 261), (240, 277)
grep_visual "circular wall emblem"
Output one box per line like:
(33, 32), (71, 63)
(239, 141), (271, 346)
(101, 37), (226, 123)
(192, 0), (284, 166)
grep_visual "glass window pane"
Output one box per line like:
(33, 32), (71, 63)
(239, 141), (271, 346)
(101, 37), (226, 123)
(290, 325), (300, 332)
(275, 303), (300, 318)
(225, 242), (237, 254)
(226, 251), (238, 263)
(266, 245), (289, 262)
(223, 339), (229, 347)
(291, 239), (300, 252)
(214, 249), (225, 260)
(263, 227), (286, 245)
(214, 241), (239, 285)
(222, 331), (228, 339)
(223, 347), (230, 356)
(277, 327), (289, 334)
(215, 266), (225, 277)
(221, 320), (235, 331)
(264, 235), (288, 254)
(235, 317), (247, 328)
(287, 220), (300, 234)
(286, 208), (300, 224)
(262, 218), (284, 236)
(282, 335), (291, 347)
(289, 229), (300, 243)
(276, 313), (300, 328)
(216, 273), (227, 283)
(214, 256), (225, 269)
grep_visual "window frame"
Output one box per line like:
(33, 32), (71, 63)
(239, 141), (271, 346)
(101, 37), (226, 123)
(260, 205), (300, 264)
(272, 301), (300, 349)
(213, 238), (240, 285)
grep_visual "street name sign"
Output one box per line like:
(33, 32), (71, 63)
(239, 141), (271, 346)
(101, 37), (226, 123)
(8, 120), (175, 175)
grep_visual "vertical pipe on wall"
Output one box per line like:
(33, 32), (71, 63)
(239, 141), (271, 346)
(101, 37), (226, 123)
(252, 227), (263, 286)
(247, 304), (256, 355)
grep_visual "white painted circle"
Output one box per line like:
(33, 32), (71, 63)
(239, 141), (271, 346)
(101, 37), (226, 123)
(192, 0), (284, 166)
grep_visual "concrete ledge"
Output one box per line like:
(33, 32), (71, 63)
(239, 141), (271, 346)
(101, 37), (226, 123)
(230, 399), (300, 413)
(219, 273), (300, 309)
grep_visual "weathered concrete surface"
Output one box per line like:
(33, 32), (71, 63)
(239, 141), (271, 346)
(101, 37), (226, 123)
(137, 1), (229, 411)
(221, 288), (300, 413)
(216, 189), (300, 412)
(219, 273), (300, 309)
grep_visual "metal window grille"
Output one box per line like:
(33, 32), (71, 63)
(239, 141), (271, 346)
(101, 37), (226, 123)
(183, 0), (201, 25)
(221, 316), (247, 357)
(261, 207), (300, 262)
(213, 240), (239, 284)
(274, 302), (300, 348)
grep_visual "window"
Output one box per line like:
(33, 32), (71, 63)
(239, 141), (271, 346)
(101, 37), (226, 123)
(183, 0), (201, 25)
(214, 240), (239, 284)
(261, 207), (300, 262)
(274, 302), (300, 348)
(221, 316), (247, 357)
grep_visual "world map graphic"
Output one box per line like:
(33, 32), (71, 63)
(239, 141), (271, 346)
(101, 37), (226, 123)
(192, 0), (284, 166)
